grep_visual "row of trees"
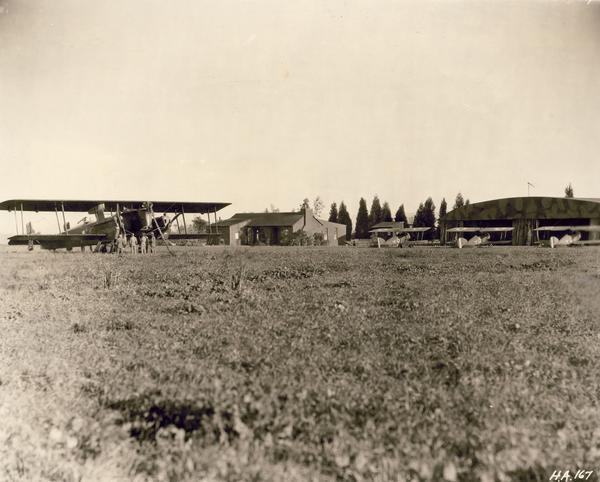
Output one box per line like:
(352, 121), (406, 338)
(322, 193), (456, 240)
(324, 193), (470, 240)
(327, 202), (353, 240)
(276, 183), (576, 240)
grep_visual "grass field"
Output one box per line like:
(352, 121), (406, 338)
(1, 245), (600, 481)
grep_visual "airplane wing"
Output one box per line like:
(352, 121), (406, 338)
(534, 226), (572, 232)
(8, 233), (107, 249)
(478, 227), (514, 233)
(369, 227), (398, 233)
(446, 227), (480, 233)
(167, 233), (213, 240)
(0, 199), (230, 214)
(369, 227), (431, 234)
(401, 227), (431, 233)
(535, 225), (600, 232)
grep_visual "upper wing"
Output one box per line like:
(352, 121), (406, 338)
(535, 225), (600, 232)
(0, 199), (230, 213)
(369, 228), (397, 233)
(446, 227), (480, 233)
(478, 227), (514, 233)
(534, 226), (571, 232)
(401, 227), (431, 233)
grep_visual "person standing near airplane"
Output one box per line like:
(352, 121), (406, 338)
(149, 232), (156, 254)
(140, 232), (148, 254)
(116, 234), (125, 254)
(130, 234), (138, 254)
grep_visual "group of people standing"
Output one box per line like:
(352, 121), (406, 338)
(114, 232), (157, 254)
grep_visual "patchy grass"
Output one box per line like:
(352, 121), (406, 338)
(1, 246), (600, 481)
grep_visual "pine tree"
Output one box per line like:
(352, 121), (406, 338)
(368, 196), (383, 228)
(423, 197), (436, 239)
(328, 203), (338, 223)
(413, 203), (425, 227)
(338, 201), (353, 240)
(414, 198), (436, 239)
(565, 183), (574, 198)
(438, 197), (448, 244)
(439, 198), (447, 220)
(453, 193), (465, 210)
(394, 204), (408, 225)
(381, 202), (393, 222)
(355, 198), (370, 239)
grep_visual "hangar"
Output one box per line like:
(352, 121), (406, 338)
(442, 197), (600, 246)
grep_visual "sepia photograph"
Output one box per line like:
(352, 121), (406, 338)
(1, 0), (600, 480)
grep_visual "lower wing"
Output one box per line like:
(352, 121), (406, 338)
(166, 233), (213, 240)
(8, 234), (108, 250)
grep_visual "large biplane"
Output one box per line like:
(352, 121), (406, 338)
(534, 225), (600, 248)
(446, 226), (514, 248)
(0, 199), (230, 251)
(368, 226), (431, 248)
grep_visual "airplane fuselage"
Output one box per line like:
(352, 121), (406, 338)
(9, 207), (172, 250)
(60, 208), (170, 243)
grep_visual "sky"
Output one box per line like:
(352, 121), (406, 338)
(1, 0), (599, 239)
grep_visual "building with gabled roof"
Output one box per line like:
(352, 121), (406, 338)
(214, 208), (346, 246)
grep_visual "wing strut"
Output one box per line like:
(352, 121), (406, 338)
(54, 205), (61, 233)
(116, 203), (125, 235)
(149, 204), (175, 257)
(61, 202), (68, 234)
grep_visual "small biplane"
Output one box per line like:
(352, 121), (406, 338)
(534, 225), (600, 248)
(368, 227), (431, 248)
(0, 199), (230, 252)
(446, 226), (514, 248)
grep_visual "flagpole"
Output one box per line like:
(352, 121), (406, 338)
(527, 182), (534, 197)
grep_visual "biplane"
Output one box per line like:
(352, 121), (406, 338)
(368, 227), (431, 248)
(0, 199), (230, 252)
(533, 225), (600, 248)
(446, 226), (514, 248)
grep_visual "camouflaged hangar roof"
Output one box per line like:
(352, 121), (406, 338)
(444, 197), (600, 221)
